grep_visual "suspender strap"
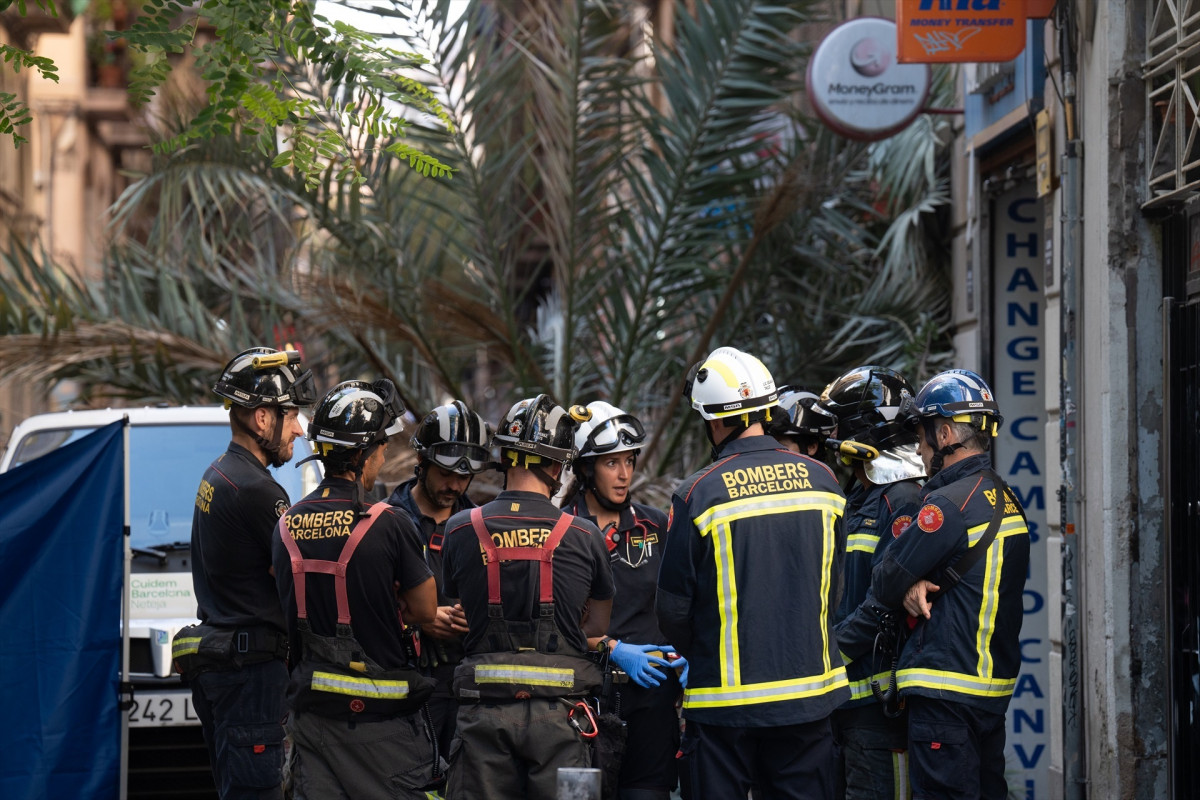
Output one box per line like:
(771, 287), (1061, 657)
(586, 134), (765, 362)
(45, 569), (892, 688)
(939, 469), (1023, 590)
(278, 502), (390, 624)
(469, 508), (574, 605)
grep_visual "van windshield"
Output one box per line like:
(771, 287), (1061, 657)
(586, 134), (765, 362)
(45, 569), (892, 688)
(9, 424), (317, 550)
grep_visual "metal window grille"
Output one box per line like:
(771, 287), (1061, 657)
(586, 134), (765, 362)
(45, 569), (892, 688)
(1146, 1), (1200, 207)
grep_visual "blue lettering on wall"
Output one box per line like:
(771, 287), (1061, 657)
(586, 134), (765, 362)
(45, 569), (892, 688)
(1026, 519), (1039, 544)
(1009, 451), (1041, 475)
(1009, 197), (1037, 223)
(1006, 267), (1039, 292)
(1023, 589), (1044, 614)
(1013, 371), (1036, 394)
(1010, 416), (1039, 440)
(1007, 233), (1038, 258)
(1007, 302), (1038, 326)
(1015, 673), (1044, 697)
(1014, 744), (1045, 769)
(1012, 484), (1045, 509)
(1014, 709), (1045, 734)
(1007, 337), (1040, 361)
(1020, 639), (1043, 664)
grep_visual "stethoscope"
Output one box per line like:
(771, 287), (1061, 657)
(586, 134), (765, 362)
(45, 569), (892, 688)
(602, 518), (653, 569)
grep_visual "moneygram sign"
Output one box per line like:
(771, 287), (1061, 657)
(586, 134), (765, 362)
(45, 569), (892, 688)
(807, 18), (931, 142)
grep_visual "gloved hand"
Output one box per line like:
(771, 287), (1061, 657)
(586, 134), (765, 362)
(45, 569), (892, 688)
(668, 653), (689, 689)
(609, 640), (674, 688)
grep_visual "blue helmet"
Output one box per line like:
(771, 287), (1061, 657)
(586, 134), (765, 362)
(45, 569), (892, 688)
(910, 369), (1003, 437)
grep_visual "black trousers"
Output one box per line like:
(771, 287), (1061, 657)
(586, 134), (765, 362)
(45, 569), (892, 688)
(906, 696), (1007, 800)
(681, 716), (836, 800)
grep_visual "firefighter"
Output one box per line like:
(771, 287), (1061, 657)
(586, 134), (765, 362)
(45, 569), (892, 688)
(387, 400), (491, 763)
(821, 366), (926, 799)
(182, 346), (316, 800)
(656, 346), (850, 800)
(272, 379), (440, 799)
(440, 395), (615, 800)
(561, 400), (687, 800)
(765, 386), (838, 459)
(863, 369), (1030, 800)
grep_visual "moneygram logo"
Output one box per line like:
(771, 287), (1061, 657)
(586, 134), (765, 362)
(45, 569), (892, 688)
(850, 36), (890, 78)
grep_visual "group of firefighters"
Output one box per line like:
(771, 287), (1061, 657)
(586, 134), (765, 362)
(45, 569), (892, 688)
(174, 343), (1029, 800)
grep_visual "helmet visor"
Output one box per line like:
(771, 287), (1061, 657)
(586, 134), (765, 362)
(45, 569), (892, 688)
(427, 442), (491, 474)
(584, 415), (646, 454)
(285, 369), (319, 407)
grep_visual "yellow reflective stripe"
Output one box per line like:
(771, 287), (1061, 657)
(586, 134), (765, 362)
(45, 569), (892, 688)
(172, 637), (201, 658)
(847, 673), (892, 702)
(976, 533), (1004, 677)
(711, 521), (741, 686)
(473, 665), (574, 687)
(311, 671), (409, 698)
(695, 491), (846, 535)
(683, 667), (848, 708)
(820, 509), (835, 675)
(966, 515), (1027, 545)
(846, 532), (880, 553)
(893, 750), (910, 800)
(896, 667), (1016, 697)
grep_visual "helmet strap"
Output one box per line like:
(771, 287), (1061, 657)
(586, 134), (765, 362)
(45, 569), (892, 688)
(706, 418), (746, 461)
(232, 406), (287, 468)
(923, 419), (964, 475)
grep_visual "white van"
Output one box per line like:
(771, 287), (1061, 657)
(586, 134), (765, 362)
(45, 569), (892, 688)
(0, 406), (321, 796)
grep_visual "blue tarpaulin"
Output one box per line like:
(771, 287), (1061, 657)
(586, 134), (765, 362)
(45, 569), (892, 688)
(0, 420), (125, 800)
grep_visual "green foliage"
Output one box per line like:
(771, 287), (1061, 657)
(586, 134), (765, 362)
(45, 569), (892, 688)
(0, 44), (58, 147)
(114, 0), (454, 186)
(0, 0), (956, 480)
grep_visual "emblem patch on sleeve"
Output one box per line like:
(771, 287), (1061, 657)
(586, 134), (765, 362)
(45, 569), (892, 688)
(275, 499), (289, 518)
(892, 515), (913, 538)
(916, 504), (944, 533)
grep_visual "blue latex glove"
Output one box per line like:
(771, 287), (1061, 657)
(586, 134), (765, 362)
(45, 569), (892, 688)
(670, 654), (689, 689)
(609, 640), (674, 688)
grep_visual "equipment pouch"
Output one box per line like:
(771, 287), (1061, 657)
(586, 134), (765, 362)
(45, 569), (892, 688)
(290, 660), (436, 721)
(172, 624), (236, 680)
(453, 651), (603, 702)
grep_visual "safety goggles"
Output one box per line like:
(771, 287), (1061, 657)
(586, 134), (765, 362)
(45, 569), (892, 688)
(583, 415), (646, 454)
(427, 442), (491, 474)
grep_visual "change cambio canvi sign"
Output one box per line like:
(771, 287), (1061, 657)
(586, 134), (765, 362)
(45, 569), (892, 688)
(806, 18), (932, 142)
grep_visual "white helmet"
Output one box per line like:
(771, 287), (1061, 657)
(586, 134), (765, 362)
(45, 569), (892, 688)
(573, 401), (646, 459)
(684, 346), (779, 421)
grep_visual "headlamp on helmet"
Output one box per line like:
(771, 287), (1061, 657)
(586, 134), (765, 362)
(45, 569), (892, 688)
(213, 346), (317, 409)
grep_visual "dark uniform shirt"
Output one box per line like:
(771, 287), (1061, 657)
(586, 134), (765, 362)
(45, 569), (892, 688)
(272, 477), (433, 670)
(836, 478), (923, 707)
(560, 494), (669, 646)
(871, 453), (1030, 715)
(656, 434), (850, 727)
(442, 490), (615, 655)
(191, 441), (290, 634)
(387, 477), (476, 609)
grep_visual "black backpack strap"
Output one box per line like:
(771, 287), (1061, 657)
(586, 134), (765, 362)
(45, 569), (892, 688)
(937, 469), (1022, 591)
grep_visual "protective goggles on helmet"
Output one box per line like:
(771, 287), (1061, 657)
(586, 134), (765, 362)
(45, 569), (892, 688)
(426, 442), (491, 475)
(582, 415), (646, 455)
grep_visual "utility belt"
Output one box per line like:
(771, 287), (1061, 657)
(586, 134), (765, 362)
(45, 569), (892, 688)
(289, 658), (435, 722)
(171, 624), (287, 681)
(453, 650), (603, 703)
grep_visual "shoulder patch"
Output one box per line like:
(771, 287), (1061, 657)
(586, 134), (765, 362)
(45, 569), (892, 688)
(275, 499), (288, 518)
(891, 515), (913, 538)
(916, 504), (943, 533)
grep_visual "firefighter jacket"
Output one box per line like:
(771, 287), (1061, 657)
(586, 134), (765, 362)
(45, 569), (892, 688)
(836, 478), (922, 708)
(870, 453), (1030, 715)
(656, 434), (850, 727)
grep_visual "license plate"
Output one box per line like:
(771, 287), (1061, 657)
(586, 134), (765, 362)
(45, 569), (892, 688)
(127, 690), (200, 727)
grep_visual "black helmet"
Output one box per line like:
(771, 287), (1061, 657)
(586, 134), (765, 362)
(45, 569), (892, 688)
(411, 400), (492, 475)
(820, 366), (918, 452)
(309, 379), (405, 455)
(492, 394), (578, 466)
(766, 386), (838, 441)
(213, 347), (317, 409)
